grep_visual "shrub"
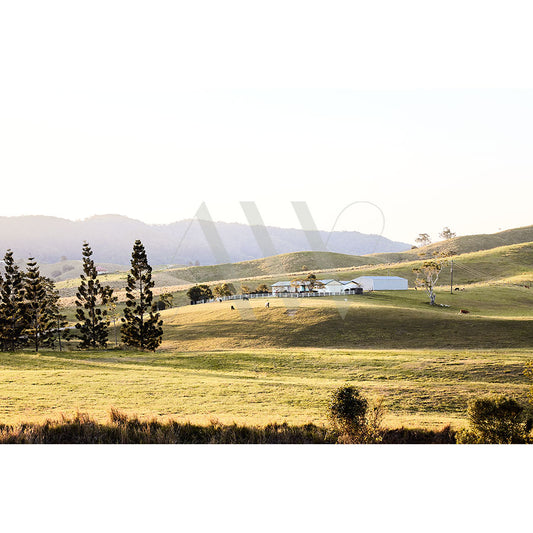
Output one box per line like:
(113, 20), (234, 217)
(456, 395), (529, 444)
(186, 284), (212, 303)
(328, 386), (384, 444)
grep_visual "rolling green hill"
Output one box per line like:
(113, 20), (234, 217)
(3, 293), (533, 429)
(147, 241), (533, 301)
(157, 250), (384, 284)
(161, 288), (533, 351)
(329, 241), (533, 288)
(372, 224), (533, 263)
(148, 227), (533, 290)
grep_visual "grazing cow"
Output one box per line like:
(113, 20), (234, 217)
(454, 287), (460, 291)
(265, 301), (270, 308)
(459, 309), (470, 314)
(230, 305), (235, 310)
(243, 296), (249, 301)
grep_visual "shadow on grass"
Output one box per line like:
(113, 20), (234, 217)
(166, 306), (533, 350)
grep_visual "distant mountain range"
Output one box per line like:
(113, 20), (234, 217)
(0, 215), (411, 265)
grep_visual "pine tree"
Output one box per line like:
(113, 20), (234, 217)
(24, 259), (65, 352)
(121, 240), (163, 351)
(0, 268), (5, 351)
(0, 250), (27, 351)
(74, 242), (114, 349)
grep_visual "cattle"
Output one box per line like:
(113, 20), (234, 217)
(459, 309), (470, 314)
(230, 305), (235, 310)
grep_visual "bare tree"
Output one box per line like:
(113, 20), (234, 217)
(439, 227), (456, 240)
(415, 233), (432, 247)
(413, 252), (450, 305)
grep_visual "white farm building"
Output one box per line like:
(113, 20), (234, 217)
(271, 275), (408, 295)
(351, 276), (408, 291)
(271, 279), (362, 295)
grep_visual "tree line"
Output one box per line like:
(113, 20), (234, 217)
(186, 282), (271, 303)
(0, 239), (163, 352)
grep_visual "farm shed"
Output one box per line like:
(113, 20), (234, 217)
(271, 281), (294, 294)
(272, 278), (363, 295)
(352, 276), (408, 291)
(316, 279), (344, 293)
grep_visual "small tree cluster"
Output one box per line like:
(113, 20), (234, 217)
(241, 284), (270, 295)
(212, 283), (235, 298)
(0, 251), (67, 352)
(187, 284), (213, 303)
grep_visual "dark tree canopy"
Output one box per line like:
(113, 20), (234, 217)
(75, 242), (114, 349)
(24, 258), (65, 352)
(187, 284), (213, 303)
(0, 250), (26, 351)
(212, 283), (235, 298)
(121, 240), (163, 351)
(457, 395), (529, 444)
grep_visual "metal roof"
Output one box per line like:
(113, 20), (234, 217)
(352, 276), (407, 281)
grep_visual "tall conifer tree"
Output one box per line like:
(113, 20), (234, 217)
(121, 240), (163, 351)
(24, 259), (64, 352)
(74, 242), (114, 348)
(0, 268), (5, 351)
(0, 250), (27, 351)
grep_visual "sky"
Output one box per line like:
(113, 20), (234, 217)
(1, 2), (533, 245)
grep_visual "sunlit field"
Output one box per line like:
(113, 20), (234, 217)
(2, 293), (532, 429)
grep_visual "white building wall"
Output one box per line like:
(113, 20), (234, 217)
(323, 281), (344, 293)
(353, 277), (375, 291)
(352, 276), (408, 291)
(373, 278), (408, 290)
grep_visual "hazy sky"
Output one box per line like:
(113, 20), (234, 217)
(1, 2), (533, 245)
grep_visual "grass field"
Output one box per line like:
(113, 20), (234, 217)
(6, 235), (533, 434)
(161, 289), (533, 351)
(0, 346), (530, 429)
(2, 293), (533, 430)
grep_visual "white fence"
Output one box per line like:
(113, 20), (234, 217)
(190, 290), (363, 305)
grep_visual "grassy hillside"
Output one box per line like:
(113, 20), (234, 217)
(56, 241), (533, 314)
(4, 286), (533, 430)
(1, 346), (530, 429)
(158, 251), (383, 285)
(161, 290), (533, 351)
(147, 238), (533, 292)
(316, 241), (533, 288)
(372, 224), (533, 263)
